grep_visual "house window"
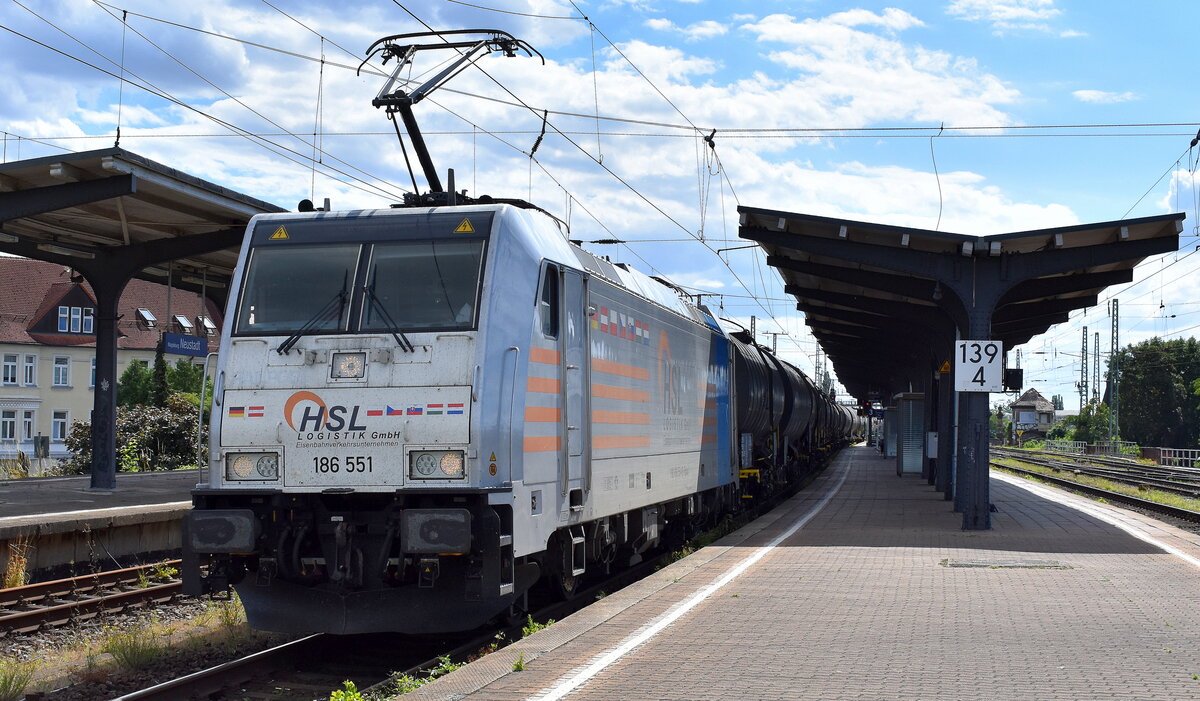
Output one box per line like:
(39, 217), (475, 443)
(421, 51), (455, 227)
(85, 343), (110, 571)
(58, 306), (70, 332)
(83, 308), (94, 333)
(90, 357), (96, 388)
(0, 411), (14, 441)
(52, 411), (68, 440)
(70, 307), (82, 333)
(53, 356), (70, 386)
(22, 410), (34, 440)
(23, 355), (36, 386)
(1, 354), (15, 385)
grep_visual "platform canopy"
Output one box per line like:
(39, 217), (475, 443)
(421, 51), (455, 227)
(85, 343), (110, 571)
(0, 147), (285, 490)
(739, 207), (1184, 402)
(0, 147), (284, 300)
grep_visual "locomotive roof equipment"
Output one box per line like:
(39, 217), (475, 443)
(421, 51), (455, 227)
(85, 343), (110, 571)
(361, 29), (544, 206)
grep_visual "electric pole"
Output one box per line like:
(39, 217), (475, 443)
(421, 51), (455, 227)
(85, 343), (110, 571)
(1079, 326), (1088, 408)
(1109, 299), (1119, 441)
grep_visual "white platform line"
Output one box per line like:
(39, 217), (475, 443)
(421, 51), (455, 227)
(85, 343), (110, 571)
(992, 470), (1200, 570)
(530, 462), (852, 701)
(0, 501), (191, 525)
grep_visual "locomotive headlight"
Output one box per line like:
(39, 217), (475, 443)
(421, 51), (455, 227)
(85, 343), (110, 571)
(225, 452), (282, 481)
(331, 352), (366, 379)
(439, 451), (464, 477)
(256, 454), (279, 478)
(229, 455), (254, 479)
(409, 450), (466, 480)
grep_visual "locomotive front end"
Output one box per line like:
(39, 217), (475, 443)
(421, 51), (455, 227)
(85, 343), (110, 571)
(184, 207), (529, 634)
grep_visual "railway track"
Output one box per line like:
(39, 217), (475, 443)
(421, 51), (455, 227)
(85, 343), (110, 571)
(110, 454), (836, 700)
(114, 552), (671, 701)
(0, 560), (182, 636)
(992, 449), (1200, 498)
(991, 458), (1200, 524)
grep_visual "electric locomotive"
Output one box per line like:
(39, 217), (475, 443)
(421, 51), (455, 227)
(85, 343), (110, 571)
(181, 28), (853, 635)
(182, 202), (852, 633)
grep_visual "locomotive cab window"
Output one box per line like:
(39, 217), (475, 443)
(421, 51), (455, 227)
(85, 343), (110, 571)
(235, 244), (361, 334)
(540, 265), (559, 339)
(363, 239), (485, 331)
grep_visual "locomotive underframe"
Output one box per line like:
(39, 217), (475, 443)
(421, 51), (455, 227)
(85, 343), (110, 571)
(183, 483), (740, 634)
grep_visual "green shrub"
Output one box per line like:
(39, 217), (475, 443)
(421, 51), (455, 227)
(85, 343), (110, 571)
(62, 392), (203, 473)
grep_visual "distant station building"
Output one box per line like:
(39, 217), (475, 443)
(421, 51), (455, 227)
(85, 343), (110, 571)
(1011, 388), (1056, 443)
(0, 257), (221, 462)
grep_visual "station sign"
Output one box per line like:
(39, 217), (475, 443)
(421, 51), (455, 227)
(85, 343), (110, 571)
(164, 333), (208, 358)
(954, 340), (1003, 392)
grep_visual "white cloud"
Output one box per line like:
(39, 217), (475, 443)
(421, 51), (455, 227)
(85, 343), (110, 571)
(826, 8), (924, 31)
(946, 0), (1075, 35)
(643, 18), (729, 41)
(1072, 89), (1138, 104)
(741, 12), (1018, 127)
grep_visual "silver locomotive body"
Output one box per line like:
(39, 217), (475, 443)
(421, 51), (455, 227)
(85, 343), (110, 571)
(184, 204), (852, 634)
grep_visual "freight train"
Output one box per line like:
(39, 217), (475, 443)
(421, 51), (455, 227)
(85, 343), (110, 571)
(181, 202), (859, 634)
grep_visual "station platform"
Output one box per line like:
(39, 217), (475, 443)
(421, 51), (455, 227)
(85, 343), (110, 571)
(0, 470), (197, 574)
(0, 468), (197, 522)
(411, 446), (1200, 700)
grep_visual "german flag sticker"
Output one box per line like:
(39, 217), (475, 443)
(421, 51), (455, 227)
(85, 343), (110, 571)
(454, 219), (475, 234)
(270, 226), (289, 240)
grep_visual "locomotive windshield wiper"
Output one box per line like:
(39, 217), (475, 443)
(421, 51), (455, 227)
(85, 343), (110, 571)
(275, 277), (349, 355)
(363, 283), (416, 353)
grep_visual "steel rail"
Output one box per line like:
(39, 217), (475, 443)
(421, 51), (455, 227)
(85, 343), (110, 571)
(115, 454), (839, 699)
(992, 462), (1200, 523)
(0, 560), (183, 636)
(993, 450), (1200, 497)
(0, 560), (182, 608)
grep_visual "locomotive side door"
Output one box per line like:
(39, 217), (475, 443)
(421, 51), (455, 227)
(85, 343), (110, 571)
(561, 267), (590, 512)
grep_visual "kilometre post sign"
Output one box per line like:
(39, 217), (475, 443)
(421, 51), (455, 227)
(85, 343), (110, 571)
(954, 340), (1003, 392)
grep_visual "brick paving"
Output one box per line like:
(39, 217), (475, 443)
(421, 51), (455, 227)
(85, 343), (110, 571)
(409, 446), (1200, 700)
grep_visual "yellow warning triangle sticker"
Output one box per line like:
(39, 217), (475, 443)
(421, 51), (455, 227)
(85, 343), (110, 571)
(454, 219), (475, 234)
(939, 360), (951, 374)
(270, 226), (289, 240)
(489, 452), (497, 461)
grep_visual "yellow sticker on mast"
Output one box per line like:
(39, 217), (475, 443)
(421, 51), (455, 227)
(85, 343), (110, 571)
(270, 226), (289, 240)
(454, 219), (475, 234)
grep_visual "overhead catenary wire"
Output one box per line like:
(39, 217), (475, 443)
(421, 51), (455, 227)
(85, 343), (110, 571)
(10, 3), (1196, 381)
(3, 7), (411, 204)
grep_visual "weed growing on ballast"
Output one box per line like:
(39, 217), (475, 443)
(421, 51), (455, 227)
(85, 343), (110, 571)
(0, 658), (37, 701)
(522, 614), (554, 638)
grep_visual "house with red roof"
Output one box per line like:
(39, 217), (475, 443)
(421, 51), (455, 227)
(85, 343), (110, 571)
(0, 256), (222, 465)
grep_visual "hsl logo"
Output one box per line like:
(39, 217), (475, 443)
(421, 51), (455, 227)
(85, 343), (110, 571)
(283, 391), (367, 432)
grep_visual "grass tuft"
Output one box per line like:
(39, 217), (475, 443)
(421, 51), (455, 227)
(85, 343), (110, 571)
(384, 655), (463, 695)
(3, 535), (33, 589)
(522, 614), (554, 638)
(0, 658), (37, 701)
(102, 618), (166, 669)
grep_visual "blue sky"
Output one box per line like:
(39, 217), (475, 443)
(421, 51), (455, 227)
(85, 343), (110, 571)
(3, 0), (1199, 408)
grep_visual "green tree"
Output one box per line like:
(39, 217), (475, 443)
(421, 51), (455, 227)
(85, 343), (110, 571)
(150, 339), (170, 407)
(989, 400), (1011, 442)
(118, 356), (209, 412)
(116, 361), (152, 407)
(1113, 337), (1200, 448)
(1072, 402), (1112, 444)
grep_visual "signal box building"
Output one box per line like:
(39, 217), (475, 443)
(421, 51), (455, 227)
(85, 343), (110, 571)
(1011, 388), (1055, 442)
(0, 256), (221, 464)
